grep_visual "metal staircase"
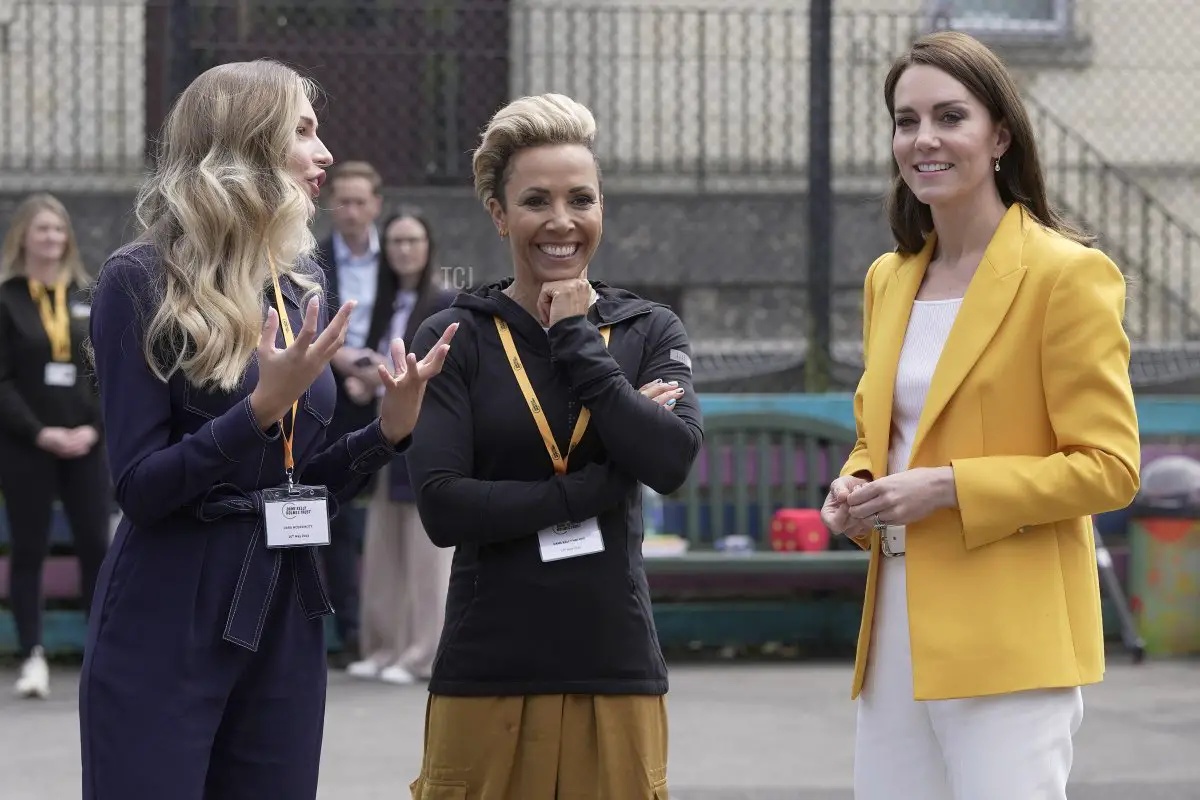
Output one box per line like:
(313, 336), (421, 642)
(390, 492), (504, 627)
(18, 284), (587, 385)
(838, 10), (1200, 347)
(1022, 95), (1200, 344)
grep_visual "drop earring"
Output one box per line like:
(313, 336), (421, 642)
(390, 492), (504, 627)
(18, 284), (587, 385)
(994, 158), (1001, 172)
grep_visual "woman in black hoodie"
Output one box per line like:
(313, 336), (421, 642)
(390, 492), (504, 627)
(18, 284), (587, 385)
(405, 93), (704, 798)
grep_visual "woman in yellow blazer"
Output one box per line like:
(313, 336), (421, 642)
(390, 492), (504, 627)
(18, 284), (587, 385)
(819, 32), (1141, 800)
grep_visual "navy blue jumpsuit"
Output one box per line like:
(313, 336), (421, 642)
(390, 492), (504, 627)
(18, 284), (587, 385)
(79, 245), (404, 799)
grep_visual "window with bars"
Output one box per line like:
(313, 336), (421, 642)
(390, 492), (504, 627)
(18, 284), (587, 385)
(928, 0), (1074, 38)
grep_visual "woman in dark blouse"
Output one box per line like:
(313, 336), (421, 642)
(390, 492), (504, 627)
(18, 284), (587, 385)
(0, 192), (110, 701)
(78, 60), (455, 800)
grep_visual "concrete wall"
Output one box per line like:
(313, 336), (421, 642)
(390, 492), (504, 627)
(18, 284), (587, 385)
(0, 186), (892, 347)
(6, 185), (1199, 392)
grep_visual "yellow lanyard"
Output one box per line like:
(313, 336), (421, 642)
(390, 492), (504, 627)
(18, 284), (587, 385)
(28, 278), (71, 362)
(493, 316), (611, 475)
(268, 263), (300, 483)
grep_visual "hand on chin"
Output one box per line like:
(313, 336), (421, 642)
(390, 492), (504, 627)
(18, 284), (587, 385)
(537, 269), (592, 327)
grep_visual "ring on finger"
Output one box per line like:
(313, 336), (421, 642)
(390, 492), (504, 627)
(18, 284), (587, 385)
(872, 512), (885, 530)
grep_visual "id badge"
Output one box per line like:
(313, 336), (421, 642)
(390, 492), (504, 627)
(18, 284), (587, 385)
(262, 484), (330, 548)
(537, 517), (604, 563)
(44, 362), (77, 387)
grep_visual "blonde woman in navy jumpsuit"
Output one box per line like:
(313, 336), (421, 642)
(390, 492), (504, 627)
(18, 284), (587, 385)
(78, 60), (457, 799)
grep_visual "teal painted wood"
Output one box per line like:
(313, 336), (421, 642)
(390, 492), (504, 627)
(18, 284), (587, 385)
(677, 412), (859, 545)
(0, 600), (1133, 657)
(697, 393), (1200, 438)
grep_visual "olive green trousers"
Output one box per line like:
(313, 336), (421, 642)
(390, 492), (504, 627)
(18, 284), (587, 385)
(410, 693), (670, 800)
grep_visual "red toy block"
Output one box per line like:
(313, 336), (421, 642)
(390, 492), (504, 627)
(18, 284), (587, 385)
(770, 508), (830, 552)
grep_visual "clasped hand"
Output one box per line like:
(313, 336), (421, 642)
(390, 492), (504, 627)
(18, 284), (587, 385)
(36, 425), (98, 459)
(820, 467), (956, 536)
(249, 297), (458, 445)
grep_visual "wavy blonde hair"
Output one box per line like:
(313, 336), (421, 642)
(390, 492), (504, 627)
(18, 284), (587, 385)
(471, 93), (600, 208)
(131, 59), (322, 391)
(0, 193), (91, 287)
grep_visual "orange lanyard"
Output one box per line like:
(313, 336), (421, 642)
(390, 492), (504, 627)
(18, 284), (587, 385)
(268, 263), (299, 485)
(28, 278), (71, 362)
(493, 316), (611, 475)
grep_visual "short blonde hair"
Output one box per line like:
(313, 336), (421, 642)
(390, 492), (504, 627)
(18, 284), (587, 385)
(471, 93), (599, 208)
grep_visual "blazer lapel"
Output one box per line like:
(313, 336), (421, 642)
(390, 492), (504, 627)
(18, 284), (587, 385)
(864, 239), (933, 477)
(908, 204), (1030, 464)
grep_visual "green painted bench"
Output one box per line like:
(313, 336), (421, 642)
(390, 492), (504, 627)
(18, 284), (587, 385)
(671, 411), (861, 546)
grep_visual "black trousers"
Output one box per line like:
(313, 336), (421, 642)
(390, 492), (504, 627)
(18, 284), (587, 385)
(1, 442), (111, 658)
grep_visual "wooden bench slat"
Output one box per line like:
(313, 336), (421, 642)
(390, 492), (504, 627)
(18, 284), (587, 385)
(0, 555), (80, 599)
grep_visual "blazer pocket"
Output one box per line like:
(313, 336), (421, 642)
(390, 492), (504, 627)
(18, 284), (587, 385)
(410, 778), (467, 800)
(182, 382), (243, 421)
(301, 387), (333, 427)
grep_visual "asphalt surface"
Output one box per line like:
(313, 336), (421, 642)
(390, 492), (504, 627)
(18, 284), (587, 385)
(2, 657), (1198, 799)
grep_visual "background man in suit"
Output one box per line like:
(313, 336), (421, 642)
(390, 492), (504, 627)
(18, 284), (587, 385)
(315, 160), (386, 665)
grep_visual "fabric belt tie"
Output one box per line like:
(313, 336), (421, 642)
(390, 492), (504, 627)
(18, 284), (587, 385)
(196, 484), (335, 651)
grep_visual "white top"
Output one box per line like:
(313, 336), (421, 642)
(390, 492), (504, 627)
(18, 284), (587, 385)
(885, 298), (962, 550)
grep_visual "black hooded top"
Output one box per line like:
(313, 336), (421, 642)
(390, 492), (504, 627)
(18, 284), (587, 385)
(406, 278), (704, 696)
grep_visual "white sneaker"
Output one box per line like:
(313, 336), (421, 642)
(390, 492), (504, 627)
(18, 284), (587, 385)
(378, 664), (415, 685)
(346, 659), (382, 680)
(14, 646), (49, 699)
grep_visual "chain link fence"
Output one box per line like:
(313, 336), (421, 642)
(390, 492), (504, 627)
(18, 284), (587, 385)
(2, 0), (1199, 354)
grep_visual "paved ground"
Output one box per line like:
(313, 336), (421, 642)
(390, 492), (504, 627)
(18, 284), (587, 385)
(2, 657), (1198, 799)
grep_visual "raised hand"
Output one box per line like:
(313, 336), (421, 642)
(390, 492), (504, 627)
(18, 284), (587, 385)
(375, 322), (459, 444)
(249, 297), (356, 429)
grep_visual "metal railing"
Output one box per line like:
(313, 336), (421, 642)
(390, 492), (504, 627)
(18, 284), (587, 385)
(829, 9), (1200, 344)
(1022, 95), (1200, 342)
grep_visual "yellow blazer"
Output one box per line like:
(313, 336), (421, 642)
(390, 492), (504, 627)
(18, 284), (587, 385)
(841, 204), (1141, 702)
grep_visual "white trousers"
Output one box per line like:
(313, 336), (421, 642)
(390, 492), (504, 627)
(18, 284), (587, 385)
(854, 556), (1085, 800)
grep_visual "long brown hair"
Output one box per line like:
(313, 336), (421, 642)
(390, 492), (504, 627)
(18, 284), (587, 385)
(883, 31), (1090, 253)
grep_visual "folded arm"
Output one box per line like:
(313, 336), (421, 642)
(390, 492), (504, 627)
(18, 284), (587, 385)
(406, 318), (633, 549)
(90, 255), (284, 528)
(950, 249), (1141, 550)
(547, 308), (703, 494)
